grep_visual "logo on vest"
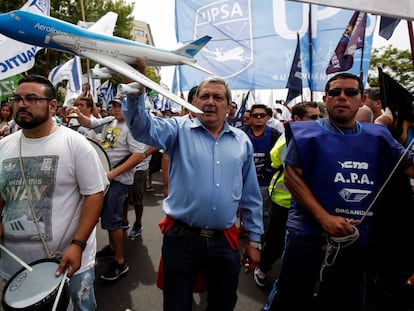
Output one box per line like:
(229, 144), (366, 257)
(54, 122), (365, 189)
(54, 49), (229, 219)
(338, 188), (371, 203)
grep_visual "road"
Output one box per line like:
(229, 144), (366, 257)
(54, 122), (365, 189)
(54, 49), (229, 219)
(94, 171), (278, 311)
(0, 171), (278, 311)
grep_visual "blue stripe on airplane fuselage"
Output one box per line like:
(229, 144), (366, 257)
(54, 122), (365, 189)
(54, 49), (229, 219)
(2, 10), (169, 56)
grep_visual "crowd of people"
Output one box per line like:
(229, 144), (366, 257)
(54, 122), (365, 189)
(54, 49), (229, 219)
(0, 66), (414, 311)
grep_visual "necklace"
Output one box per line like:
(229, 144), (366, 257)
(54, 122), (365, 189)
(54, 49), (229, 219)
(329, 120), (359, 135)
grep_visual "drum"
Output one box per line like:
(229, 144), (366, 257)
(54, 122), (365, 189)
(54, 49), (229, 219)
(2, 259), (70, 311)
(87, 138), (111, 172)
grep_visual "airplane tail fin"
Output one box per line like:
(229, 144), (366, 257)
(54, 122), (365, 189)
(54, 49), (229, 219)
(174, 35), (212, 58)
(88, 11), (118, 35)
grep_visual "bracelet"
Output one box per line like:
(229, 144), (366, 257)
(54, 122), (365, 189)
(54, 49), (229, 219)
(143, 151), (148, 158)
(71, 239), (86, 251)
(248, 240), (262, 251)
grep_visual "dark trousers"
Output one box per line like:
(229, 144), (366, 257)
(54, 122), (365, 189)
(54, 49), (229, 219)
(270, 228), (366, 311)
(162, 221), (240, 311)
(259, 202), (289, 272)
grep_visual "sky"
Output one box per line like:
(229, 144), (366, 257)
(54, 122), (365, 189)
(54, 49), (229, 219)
(131, 0), (412, 92)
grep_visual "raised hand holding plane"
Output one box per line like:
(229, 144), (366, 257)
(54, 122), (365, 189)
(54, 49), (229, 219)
(0, 10), (211, 113)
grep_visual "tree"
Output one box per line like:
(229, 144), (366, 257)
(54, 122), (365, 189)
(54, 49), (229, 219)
(368, 45), (414, 93)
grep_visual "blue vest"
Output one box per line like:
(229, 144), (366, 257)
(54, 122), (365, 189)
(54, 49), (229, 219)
(247, 126), (276, 186)
(290, 120), (405, 245)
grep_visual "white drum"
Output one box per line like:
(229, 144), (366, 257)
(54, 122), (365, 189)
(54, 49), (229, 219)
(2, 259), (70, 311)
(87, 138), (111, 173)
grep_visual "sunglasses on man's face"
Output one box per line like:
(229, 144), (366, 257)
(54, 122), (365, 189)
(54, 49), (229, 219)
(251, 113), (267, 118)
(327, 88), (360, 97)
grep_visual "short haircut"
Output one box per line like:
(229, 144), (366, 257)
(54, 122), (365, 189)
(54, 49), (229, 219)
(291, 101), (319, 119)
(365, 87), (380, 101)
(325, 72), (363, 95)
(18, 74), (56, 99)
(196, 76), (232, 105)
(250, 104), (268, 114)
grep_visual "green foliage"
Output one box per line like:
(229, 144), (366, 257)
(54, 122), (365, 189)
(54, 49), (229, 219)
(368, 45), (414, 92)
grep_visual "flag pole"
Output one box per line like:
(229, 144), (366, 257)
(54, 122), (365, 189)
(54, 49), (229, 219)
(359, 13), (366, 82)
(79, 0), (90, 85)
(308, 5), (313, 101)
(407, 20), (414, 70)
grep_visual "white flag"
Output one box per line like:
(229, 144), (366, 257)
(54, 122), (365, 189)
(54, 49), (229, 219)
(288, 0), (412, 20)
(0, 0), (50, 79)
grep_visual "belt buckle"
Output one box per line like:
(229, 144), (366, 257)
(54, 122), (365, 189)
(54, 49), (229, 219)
(200, 228), (214, 238)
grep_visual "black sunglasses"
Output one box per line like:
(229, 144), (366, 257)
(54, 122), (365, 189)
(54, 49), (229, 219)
(251, 113), (267, 118)
(327, 88), (360, 97)
(303, 114), (323, 120)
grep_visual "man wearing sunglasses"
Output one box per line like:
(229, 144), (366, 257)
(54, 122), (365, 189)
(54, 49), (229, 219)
(265, 72), (414, 310)
(244, 104), (281, 233)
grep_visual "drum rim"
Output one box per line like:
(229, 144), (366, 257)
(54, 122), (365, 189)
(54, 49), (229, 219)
(2, 258), (68, 310)
(87, 137), (112, 171)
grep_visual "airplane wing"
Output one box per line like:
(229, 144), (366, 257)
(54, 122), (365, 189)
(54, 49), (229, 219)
(80, 51), (203, 114)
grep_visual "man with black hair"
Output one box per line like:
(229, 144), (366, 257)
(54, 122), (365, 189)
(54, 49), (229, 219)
(265, 72), (414, 310)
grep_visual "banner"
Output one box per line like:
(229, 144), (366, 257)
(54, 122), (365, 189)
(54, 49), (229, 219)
(0, 0), (50, 79)
(288, 0), (413, 20)
(0, 74), (23, 102)
(174, 0), (375, 92)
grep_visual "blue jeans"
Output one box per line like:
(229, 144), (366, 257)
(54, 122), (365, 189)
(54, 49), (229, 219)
(162, 221), (240, 311)
(266, 227), (366, 311)
(69, 267), (96, 311)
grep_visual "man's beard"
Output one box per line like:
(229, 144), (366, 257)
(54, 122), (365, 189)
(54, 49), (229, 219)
(15, 106), (50, 129)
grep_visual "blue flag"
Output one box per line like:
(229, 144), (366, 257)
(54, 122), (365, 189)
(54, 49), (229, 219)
(234, 91), (250, 129)
(379, 17), (401, 40)
(286, 37), (302, 104)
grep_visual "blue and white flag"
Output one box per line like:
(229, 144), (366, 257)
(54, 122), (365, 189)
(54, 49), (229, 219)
(174, 0), (375, 92)
(0, 0), (50, 79)
(98, 80), (114, 108)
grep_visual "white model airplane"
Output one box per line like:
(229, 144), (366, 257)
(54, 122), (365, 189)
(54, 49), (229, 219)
(0, 10), (212, 113)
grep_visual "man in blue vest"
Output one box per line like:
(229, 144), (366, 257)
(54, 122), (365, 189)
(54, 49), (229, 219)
(265, 72), (414, 310)
(245, 104), (281, 232)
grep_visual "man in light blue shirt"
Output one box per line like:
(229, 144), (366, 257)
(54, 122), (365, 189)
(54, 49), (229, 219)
(122, 75), (263, 311)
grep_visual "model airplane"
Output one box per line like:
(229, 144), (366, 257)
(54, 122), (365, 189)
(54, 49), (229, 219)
(0, 10), (211, 113)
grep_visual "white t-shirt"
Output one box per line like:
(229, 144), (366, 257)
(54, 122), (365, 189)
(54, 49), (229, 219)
(100, 119), (144, 185)
(0, 126), (109, 280)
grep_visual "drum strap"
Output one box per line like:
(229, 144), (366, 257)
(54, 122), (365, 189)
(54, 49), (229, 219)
(18, 132), (80, 258)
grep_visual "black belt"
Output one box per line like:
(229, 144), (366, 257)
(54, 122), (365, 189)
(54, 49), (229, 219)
(175, 219), (224, 238)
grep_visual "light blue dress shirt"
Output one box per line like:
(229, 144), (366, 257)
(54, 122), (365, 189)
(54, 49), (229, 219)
(122, 94), (264, 241)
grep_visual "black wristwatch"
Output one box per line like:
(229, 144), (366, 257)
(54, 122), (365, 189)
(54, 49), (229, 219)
(71, 239), (87, 251)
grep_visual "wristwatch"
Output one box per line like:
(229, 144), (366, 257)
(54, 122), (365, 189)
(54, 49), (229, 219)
(248, 240), (262, 251)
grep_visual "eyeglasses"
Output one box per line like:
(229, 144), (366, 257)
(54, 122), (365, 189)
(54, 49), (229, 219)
(251, 113), (267, 118)
(8, 95), (52, 106)
(303, 114), (323, 120)
(327, 88), (360, 97)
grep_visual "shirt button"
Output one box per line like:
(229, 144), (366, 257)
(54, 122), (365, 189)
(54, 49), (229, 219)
(216, 161), (220, 165)
(216, 183), (220, 187)
(212, 206), (216, 210)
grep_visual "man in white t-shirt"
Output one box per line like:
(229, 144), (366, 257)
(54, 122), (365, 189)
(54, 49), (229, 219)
(0, 75), (108, 310)
(95, 97), (146, 282)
